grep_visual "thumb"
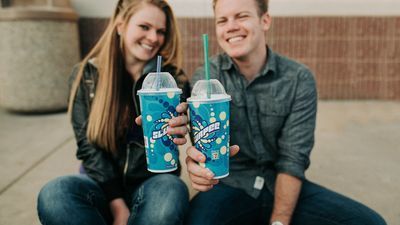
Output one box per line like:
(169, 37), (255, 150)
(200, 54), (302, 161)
(229, 145), (240, 157)
(135, 115), (142, 126)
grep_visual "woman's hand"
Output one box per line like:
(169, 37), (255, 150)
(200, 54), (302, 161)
(110, 198), (130, 225)
(185, 145), (240, 191)
(135, 102), (189, 145)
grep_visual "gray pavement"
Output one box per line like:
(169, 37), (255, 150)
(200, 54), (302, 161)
(0, 101), (399, 225)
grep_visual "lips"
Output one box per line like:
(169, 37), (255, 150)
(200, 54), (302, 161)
(140, 42), (155, 51)
(227, 35), (245, 43)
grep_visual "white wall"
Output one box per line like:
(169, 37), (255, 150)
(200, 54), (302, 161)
(71, 0), (400, 18)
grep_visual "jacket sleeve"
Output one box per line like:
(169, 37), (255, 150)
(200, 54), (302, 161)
(69, 64), (124, 202)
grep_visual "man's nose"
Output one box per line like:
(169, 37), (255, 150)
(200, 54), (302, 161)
(226, 19), (240, 32)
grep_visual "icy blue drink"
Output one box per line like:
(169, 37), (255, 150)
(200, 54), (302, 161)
(188, 79), (231, 179)
(138, 72), (182, 173)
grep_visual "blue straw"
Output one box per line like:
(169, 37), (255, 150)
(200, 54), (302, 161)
(156, 55), (162, 91)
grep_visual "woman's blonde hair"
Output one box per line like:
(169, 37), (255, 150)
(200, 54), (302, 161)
(68, 0), (182, 153)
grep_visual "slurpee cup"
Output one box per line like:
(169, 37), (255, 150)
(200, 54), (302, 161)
(188, 79), (231, 179)
(138, 72), (182, 173)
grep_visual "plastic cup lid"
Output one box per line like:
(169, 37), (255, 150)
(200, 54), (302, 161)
(138, 72), (182, 94)
(187, 79), (231, 102)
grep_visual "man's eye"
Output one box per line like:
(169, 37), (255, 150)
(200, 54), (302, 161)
(139, 25), (149, 30)
(216, 20), (226, 25)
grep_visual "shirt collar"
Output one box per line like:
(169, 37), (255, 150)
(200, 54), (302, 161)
(220, 46), (277, 77)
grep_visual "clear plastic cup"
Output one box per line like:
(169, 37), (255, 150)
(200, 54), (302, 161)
(137, 72), (182, 173)
(187, 79), (231, 179)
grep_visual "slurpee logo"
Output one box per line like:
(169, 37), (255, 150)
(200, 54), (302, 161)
(152, 127), (168, 139)
(194, 122), (221, 144)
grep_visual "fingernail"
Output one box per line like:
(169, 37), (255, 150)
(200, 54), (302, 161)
(197, 155), (204, 161)
(206, 172), (214, 178)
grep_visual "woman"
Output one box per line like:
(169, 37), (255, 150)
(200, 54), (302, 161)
(37, 0), (190, 224)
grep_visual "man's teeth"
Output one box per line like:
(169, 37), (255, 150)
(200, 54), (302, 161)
(141, 43), (153, 50)
(228, 36), (244, 43)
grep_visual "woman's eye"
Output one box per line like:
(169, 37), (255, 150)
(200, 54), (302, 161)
(157, 30), (166, 36)
(139, 24), (149, 31)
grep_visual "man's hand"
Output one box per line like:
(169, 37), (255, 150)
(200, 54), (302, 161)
(185, 145), (239, 192)
(110, 198), (130, 225)
(135, 102), (189, 145)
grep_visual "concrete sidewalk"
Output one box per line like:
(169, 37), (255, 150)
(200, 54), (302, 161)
(0, 101), (399, 224)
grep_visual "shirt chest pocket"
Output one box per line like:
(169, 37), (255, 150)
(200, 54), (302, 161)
(257, 98), (288, 137)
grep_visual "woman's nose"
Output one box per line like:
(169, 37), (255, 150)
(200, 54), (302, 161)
(147, 30), (158, 42)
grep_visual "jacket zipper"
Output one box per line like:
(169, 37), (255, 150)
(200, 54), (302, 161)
(132, 80), (140, 116)
(123, 143), (131, 186)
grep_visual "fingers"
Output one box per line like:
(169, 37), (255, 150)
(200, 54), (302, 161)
(189, 173), (219, 192)
(185, 152), (218, 192)
(176, 102), (188, 114)
(173, 137), (187, 145)
(168, 114), (188, 127)
(186, 146), (206, 163)
(167, 126), (188, 136)
(229, 145), (240, 157)
(135, 116), (142, 126)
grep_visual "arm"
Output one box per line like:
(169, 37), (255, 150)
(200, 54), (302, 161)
(69, 65), (124, 202)
(270, 173), (302, 225)
(272, 68), (318, 224)
(110, 198), (130, 225)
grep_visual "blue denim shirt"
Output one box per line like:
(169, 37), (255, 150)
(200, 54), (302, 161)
(190, 47), (318, 198)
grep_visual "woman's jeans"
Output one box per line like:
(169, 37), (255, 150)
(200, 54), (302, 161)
(37, 174), (189, 225)
(186, 180), (387, 225)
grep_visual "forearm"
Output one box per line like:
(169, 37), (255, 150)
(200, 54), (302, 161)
(270, 173), (302, 225)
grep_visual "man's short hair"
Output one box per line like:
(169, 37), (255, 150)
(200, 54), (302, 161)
(212, 0), (269, 16)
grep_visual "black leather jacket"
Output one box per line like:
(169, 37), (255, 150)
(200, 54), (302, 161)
(69, 59), (190, 201)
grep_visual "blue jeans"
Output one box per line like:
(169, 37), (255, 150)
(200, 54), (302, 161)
(186, 181), (386, 225)
(37, 174), (189, 225)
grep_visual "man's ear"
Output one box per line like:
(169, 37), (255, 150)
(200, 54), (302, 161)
(261, 12), (272, 31)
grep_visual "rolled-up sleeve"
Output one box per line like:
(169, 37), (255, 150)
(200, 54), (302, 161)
(275, 68), (318, 180)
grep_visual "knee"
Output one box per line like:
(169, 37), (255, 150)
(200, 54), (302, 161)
(142, 175), (189, 223)
(352, 208), (387, 225)
(37, 176), (81, 222)
(151, 174), (189, 199)
(362, 212), (387, 225)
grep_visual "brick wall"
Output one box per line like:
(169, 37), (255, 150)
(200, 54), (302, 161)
(78, 17), (400, 100)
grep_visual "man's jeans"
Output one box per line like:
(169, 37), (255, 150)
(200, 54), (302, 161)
(37, 174), (189, 225)
(186, 180), (386, 225)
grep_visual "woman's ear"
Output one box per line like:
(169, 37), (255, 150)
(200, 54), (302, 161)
(261, 12), (272, 31)
(116, 16), (124, 36)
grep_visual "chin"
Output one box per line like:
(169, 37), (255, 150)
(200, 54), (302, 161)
(226, 49), (248, 59)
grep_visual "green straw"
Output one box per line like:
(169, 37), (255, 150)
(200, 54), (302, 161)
(202, 34), (211, 99)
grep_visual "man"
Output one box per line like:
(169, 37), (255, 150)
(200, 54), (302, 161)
(184, 0), (387, 224)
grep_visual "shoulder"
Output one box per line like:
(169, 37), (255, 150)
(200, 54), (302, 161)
(191, 53), (225, 85)
(274, 52), (315, 82)
(70, 59), (99, 81)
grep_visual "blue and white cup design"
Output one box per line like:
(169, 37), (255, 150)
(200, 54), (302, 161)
(138, 91), (181, 173)
(189, 99), (230, 179)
